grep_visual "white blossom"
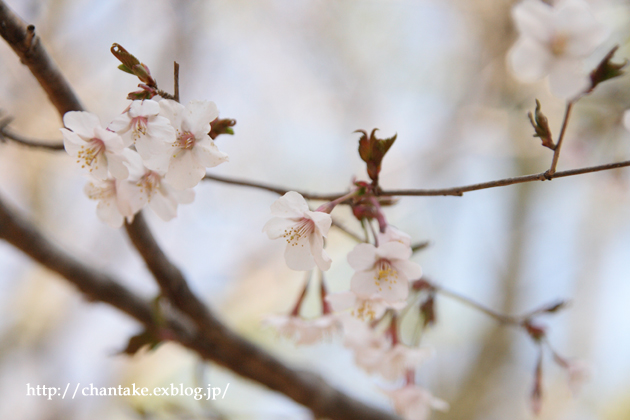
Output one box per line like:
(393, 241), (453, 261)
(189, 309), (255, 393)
(508, 0), (608, 98)
(117, 150), (194, 221)
(158, 99), (228, 189)
(83, 177), (133, 228)
(263, 191), (332, 271)
(108, 99), (175, 161)
(61, 111), (128, 180)
(348, 241), (422, 303)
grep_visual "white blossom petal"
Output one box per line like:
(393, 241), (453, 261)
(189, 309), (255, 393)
(165, 149), (207, 189)
(63, 111), (100, 139)
(193, 137), (229, 168)
(347, 243), (377, 271)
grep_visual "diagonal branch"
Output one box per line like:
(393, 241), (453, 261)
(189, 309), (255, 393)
(0, 114), (64, 150)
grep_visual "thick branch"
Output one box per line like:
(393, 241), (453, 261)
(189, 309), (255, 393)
(0, 3), (83, 115)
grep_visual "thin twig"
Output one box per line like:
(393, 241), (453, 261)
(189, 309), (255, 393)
(173, 61), (180, 103)
(546, 101), (574, 178)
(0, 118), (64, 150)
(203, 173), (345, 200)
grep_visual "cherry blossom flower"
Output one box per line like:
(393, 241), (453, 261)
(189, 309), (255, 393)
(382, 385), (449, 420)
(108, 99), (175, 162)
(84, 177), (133, 228)
(508, 0), (608, 98)
(379, 225), (412, 247)
(117, 150), (194, 221)
(158, 99), (228, 189)
(377, 345), (434, 382)
(262, 191), (332, 271)
(264, 314), (339, 345)
(341, 315), (391, 374)
(326, 290), (406, 321)
(61, 111), (128, 180)
(348, 241), (422, 303)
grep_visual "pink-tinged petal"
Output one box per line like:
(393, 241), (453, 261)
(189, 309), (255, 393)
(108, 113), (132, 134)
(351, 270), (380, 297)
(508, 38), (553, 82)
(379, 225), (411, 246)
(309, 232), (332, 271)
(159, 99), (185, 129)
(326, 291), (357, 313)
(376, 241), (411, 261)
(347, 243), (377, 271)
(167, 185), (195, 205)
(165, 149), (206, 189)
(63, 111), (100, 139)
(284, 235), (316, 271)
(96, 195), (124, 228)
(117, 181), (147, 215)
(105, 151), (130, 180)
(548, 58), (590, 99)
(193, 137), (229, 168)
(565, 22), (608, 57)
(130, 99), (160, 117)
(121, 149), (146, 180)
(142, 151), (171, 174)
(94, 127), (125, 154)
(377, 276), (409, 303)
(145, 115), (176, 143)
(135, 134), (170, 162)
(90, 153), (109, 180)
(394, 259), (423, 281)
(61, 129), (84, 155)
(149, 191), (178, 221)
(183, 100), (219, 138)
(512, 0), (554, 44)
(270, 191), (309, 218)
(262, 217), (296, 238)
(306, 210), (332, 237)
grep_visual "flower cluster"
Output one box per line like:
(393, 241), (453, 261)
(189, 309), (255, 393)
(61, 99), (228, 227)
(508, 0), (608, 98)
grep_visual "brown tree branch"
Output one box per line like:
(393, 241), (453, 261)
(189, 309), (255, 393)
(0, 2), (399, 419)
(0, 114), (64, 150)
(545, 101), (574, 178)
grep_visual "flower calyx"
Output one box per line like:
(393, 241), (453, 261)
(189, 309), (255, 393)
(588, 45), (628, 93)
(356, 128), (396, 187)
(209, 118), (237, 139)
(528, 99), (555, 150)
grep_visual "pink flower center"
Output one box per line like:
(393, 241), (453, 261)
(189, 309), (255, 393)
(131, 116), (149, 141)
(137, 171), (162, 201)
(76, 138), (105, 171)
(282, 218), (315, 247)
(373, 259), (398, 291)
(175, 131), (196, 150)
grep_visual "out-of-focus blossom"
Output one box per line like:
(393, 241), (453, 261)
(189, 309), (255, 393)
(61, 111), (128, 180)
(264, 314), (339, 345)
(348, 241), (421, 303)
(108, 99), (175, 161)
(158, 99), (228, 189)
(263, 191), (332, 271)
(382, 385), (449, 420)
(84, 177), (133, 228)
(508, 0), (608, 98)
(378, 345), (434, 382)
(378, 225), (412, 247)
(326, 290), (406, 321)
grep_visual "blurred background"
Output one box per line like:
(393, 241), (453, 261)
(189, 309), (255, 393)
(1, 0), (630, 419)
